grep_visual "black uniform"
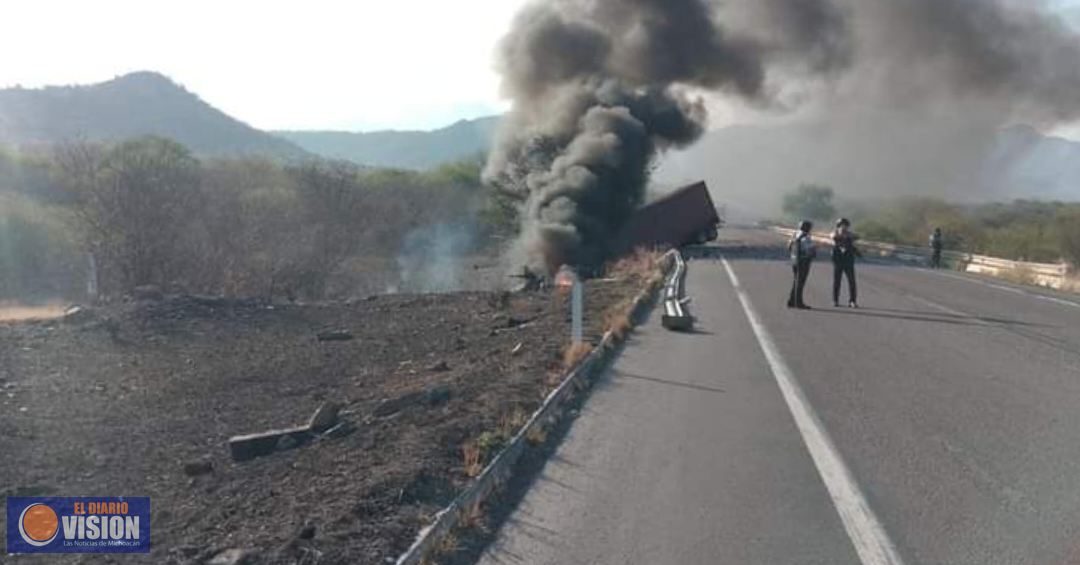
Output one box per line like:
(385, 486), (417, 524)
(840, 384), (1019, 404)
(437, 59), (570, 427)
(929, 231), (943, 268)
(787, 231), (815, 308)
(832, 229), (859, 306)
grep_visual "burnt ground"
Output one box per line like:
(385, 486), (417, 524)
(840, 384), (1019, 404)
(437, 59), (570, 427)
(0, 275), (648, 564)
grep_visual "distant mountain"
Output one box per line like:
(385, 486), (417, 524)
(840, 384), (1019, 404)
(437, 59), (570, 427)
(982, 125), (1080, 200)
(0, 72), (309, 159)
(276, 116), (500, 169)
(656, 122), (1080, 216)
(1065, 6), (1080, 31)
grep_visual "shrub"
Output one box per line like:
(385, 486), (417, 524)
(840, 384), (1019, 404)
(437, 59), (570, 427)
(782, 184), (836, 223)
(0, 193), (83, 300)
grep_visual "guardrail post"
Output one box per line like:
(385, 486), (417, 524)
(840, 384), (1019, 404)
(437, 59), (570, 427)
(87, 252), (99, 301)
(571, 275), (583, 346)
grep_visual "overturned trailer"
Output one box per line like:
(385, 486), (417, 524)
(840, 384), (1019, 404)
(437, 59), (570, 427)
(614, 181), (722, 255)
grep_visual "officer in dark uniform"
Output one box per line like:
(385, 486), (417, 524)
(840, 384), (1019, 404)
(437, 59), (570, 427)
(832, 218), (860, 308)
(787, 220), (816, 309)
(929, 227), (944, 268)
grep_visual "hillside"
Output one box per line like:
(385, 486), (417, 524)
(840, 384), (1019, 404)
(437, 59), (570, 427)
(0, 72), (309, 159)
(983, 125), (1080, 201)
(276, 116), (499, 169)
(656, 122), (1080, 216)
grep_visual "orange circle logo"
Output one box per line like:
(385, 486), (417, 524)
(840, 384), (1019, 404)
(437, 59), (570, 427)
(19, 503), (59, 546)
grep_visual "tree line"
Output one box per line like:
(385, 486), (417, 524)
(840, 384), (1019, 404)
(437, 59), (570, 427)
(782, 184), (1080, 266)
(0, 137), (516, 302)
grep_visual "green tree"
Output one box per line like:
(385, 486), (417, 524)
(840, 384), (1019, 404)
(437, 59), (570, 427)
(1054, 207), (1080, 266)
(782, 184), (836, 223)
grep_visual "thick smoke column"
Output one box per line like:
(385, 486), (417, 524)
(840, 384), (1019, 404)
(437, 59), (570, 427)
(490, 0), (1080, 272)
(485, 0), (775, 274)
(708, 0), (1080, 210)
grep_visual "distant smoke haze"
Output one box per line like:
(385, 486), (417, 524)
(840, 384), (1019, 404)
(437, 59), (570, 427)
(396, 222), (477, 293)
(490, 0), (1080, 259)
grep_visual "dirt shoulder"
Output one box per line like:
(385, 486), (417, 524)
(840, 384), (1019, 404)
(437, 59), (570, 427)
(0, 275), (646, 564)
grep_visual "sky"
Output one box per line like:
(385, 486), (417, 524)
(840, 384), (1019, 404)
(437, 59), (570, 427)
(1, 0), (1079, 135)
(0, 0), (529, 132)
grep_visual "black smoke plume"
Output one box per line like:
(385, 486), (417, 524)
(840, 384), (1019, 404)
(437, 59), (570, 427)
(489, 0), (1080, 272)
(485, 0), (774, 274)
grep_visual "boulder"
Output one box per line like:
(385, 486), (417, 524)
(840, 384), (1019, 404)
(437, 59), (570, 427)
(228, 427), (312, 461)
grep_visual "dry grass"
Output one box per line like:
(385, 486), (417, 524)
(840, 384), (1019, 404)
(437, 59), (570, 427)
(601, 249), (669, 341)
(461, 443), (483, 478)
(0, 302), (68, 322)
(499, 407), (529, 434)
(435, 254), (670, 563)
(606, 248), (664, 282)
(459, 501), (486, 531)
(435, 532), (462, 558)
(602, 303), (634, 340)
(526, 422), (548, 446)
(562, 342), (594, 370)
(996, 266), (1037, 287)
(545, 369), (564, 390)
(462, 407), (530, 478)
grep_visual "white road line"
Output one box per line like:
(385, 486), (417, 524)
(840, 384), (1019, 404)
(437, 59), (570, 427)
(926, 269), (1080, 309)
(908, 295), (976, 320)
(721, 257), (906, 565)
(930, 270), (1024, 294)
(1038, 295), (1080, 308)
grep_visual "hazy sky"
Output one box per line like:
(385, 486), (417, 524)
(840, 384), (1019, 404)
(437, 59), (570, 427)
(0, 0), (528, 132)
(2, 0), (1080, 134)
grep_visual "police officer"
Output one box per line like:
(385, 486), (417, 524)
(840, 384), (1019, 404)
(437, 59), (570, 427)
(832, 218), (860, 308)
(929, 227), (944, 268)
(787, 220), (816, 309)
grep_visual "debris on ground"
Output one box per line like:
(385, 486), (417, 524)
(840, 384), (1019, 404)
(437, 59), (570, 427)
(316, 329), (354, 342)
(0, 276), (648, 564)
(207, 548), (256, 565)
(228, 426), (314, 461)
(182, 459), (214, 477)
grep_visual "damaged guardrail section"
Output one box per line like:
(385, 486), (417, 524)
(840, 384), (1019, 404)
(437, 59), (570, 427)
(662, 250), (694, 331)
(773, 227), (1074, 290)
(393, 250), (676, 565)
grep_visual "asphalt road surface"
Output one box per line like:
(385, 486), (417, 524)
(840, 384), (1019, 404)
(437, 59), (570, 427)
(476, 228), (1080, 565)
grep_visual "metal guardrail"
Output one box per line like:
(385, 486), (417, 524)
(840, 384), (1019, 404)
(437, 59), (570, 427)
(773, 227), (1072, 290)
(662, 250), (694, 331)
(394, 257), (675, 565)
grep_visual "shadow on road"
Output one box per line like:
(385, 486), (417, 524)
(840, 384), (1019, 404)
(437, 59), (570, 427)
(810, 306), (1045, 328)
(613, 369), (727, 395)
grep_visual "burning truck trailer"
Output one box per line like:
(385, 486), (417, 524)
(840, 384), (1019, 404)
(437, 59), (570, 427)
(613, 181), (722, 256)
(611, 181), (720, 332)
(516, 181), (721, 291)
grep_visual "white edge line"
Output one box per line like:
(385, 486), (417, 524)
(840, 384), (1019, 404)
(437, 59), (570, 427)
(926, 269), (1080, 309)
(721, 257), (906, 565)
(907, 295), (971, 320)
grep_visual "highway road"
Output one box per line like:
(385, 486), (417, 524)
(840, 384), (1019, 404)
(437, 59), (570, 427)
(476, 228), (1080, 565)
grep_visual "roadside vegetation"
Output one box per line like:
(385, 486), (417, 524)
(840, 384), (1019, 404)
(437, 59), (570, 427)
(0, 137), (518, 302)
(781, 185), (1080, 266)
